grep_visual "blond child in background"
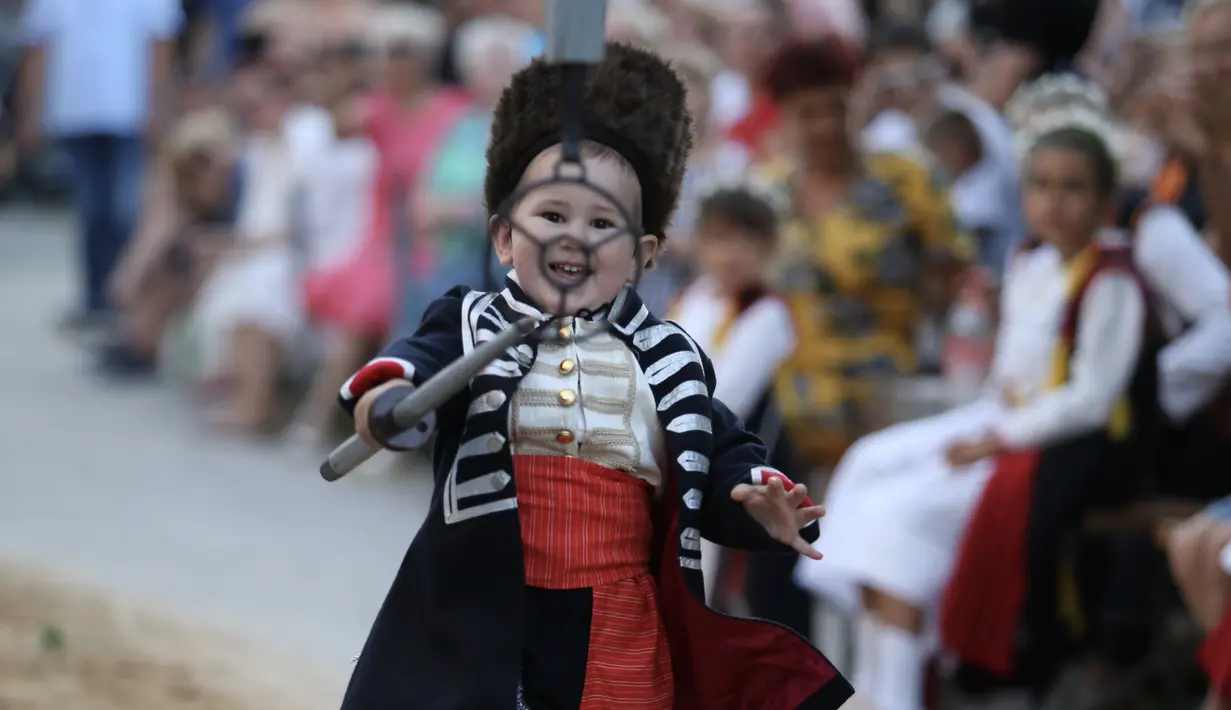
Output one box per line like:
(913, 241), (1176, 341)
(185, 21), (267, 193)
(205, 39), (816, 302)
(671, 179), (814, 639)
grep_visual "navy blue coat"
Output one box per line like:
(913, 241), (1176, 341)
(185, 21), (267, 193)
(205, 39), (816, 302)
(336, 277), (853, 710)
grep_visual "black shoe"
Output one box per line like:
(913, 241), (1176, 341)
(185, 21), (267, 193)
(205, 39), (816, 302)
(93, 341), (158, 379)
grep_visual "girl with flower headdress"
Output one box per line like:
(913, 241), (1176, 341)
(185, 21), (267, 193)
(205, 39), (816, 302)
(797, 78), (1165, 710)
(938, 100), (1170, 704)
(950, 75), (1231, 702)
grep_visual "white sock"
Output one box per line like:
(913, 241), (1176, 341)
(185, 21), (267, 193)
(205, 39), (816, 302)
(853, 613), (882, 699)
(872, 624), (926, 710)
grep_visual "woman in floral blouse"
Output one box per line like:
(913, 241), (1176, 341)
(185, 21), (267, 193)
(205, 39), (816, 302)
(761, 37), (972, 468)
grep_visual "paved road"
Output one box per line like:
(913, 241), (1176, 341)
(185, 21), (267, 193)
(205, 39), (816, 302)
(0, 206), (435, 682)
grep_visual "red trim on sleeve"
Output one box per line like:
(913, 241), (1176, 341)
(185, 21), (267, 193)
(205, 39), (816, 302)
(749, 466), (815, 507)
(339, 357), (415, 401)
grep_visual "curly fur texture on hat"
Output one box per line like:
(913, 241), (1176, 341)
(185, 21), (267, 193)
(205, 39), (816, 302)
(484, 42), (693, 239)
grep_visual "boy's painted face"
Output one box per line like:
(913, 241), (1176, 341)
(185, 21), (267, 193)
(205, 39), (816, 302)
(492, 145), (659, 315)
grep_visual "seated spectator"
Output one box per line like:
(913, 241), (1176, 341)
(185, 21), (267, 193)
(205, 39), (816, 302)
(672, 179), (792, 436)
(940, 120), (1162, 704)
(303, 3), (468, 345)
(1188, 0), (1231, 257)
(670, 178), (812, 638)
(435, 0), (492, 87)
(285, 50), (380, 445)
(296, 43), (373, 283)
(235, 0), (296, 67)
(1161, 25), (1231, 693)
(760, 37), (970, 470)
(722, 0), (793, 166)
(300, 0), (374, 51)
(859, 24), (944, 159)
(97, 108), (240, 376)
(1126, 175), (1231, 502)
(795, 231), (1062, 710)
(857, 25), (1025, 278)
(966, 0), (1101, 109)
(639, 42), (747, 314)
(237, 0), (354, 70)
(195, 70), (302, 434)
(276, 42), (337, 179)
(1119, 64), (1231, 501)
(798, 102), (1158, 710)
(923, 110), (1023, 278)
(606, 0), (670, 48)
(288, 14), (531, 447)
(709, 0), (783, 138)
(786, 0), (868, 45)
(405, 13), (534, 316)
(507, 0), (545, 61)
(1167, 500), (1231, 710)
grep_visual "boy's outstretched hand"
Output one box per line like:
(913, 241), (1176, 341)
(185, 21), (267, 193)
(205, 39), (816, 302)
(731, 476), (826, 559)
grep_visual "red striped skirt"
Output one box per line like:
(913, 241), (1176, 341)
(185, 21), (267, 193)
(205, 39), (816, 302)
(515, 454), (674, 710)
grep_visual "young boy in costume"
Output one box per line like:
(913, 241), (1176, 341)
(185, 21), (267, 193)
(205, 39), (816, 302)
(336, 43), (854, 710)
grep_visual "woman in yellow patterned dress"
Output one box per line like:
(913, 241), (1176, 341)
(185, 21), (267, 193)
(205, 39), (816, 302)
(759, 37), (973, 467)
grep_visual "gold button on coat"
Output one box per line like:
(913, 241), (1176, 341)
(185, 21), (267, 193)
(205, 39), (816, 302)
(558, 389), (577, 406)
(558, 326), (573, 342)
(556, 430), (575, 444)
(559, 359), (576, 375)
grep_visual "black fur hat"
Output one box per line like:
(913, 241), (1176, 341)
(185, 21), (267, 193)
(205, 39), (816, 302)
(484, 42), (694, 239)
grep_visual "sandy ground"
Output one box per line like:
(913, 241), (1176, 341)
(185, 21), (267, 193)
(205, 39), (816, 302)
(0, 556), (879, 710)
(0, 558), (344, 710)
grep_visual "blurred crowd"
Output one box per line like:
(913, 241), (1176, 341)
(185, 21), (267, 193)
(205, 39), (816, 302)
(6, 0), (1231, 707)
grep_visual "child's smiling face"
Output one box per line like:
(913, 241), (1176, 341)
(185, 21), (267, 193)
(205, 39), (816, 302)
(492, 144), (659, 315)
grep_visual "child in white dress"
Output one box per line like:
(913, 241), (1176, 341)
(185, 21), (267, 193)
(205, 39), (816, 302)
(670, 179), (811, 635)
(798, 98), (1156, 708)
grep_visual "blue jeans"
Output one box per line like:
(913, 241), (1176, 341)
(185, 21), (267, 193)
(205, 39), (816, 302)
(64, 133), (144, 313)
(208, 0), (254, 76)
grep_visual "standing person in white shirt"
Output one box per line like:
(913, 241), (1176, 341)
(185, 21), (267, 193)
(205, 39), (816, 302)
(17, 0), (181, 339)
(195, 69), (300, 435)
